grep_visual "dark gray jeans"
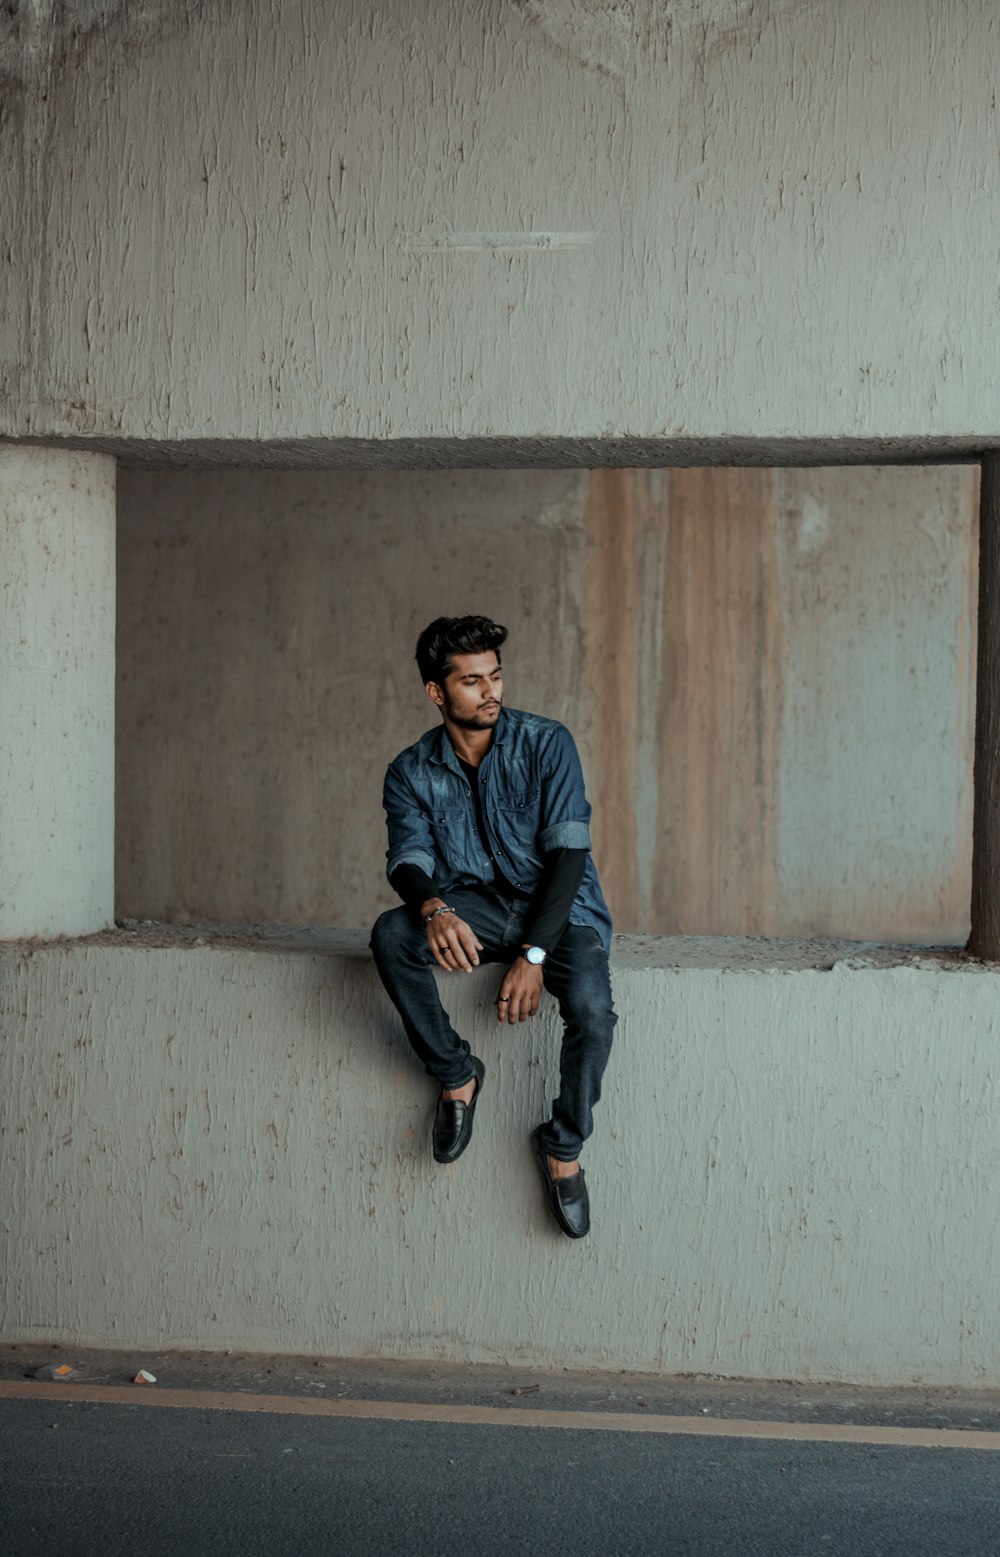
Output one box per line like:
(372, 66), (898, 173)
(370, 887), (617, 1160)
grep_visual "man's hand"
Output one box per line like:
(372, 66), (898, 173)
(424, 908), (483, 972)
(496, 957), (544, 1023)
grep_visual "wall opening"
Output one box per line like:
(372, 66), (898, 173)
(115, 463), (979, 944)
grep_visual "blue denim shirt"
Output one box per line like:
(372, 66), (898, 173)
(382, 707), (613, 952)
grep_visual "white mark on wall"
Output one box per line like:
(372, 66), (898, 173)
(795, 495), (831, 555)
(404, 232), (599, 253)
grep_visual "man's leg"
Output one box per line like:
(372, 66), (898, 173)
(371, 888), (510, 1163)
(369, 887), (507, 1089)
(527, 925), (616, 1236)
(538, 924), (617, 1165)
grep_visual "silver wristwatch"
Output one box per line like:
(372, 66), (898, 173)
(520, 945), (547, 965)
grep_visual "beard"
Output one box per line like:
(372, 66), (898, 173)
(445, 694), (502, 730)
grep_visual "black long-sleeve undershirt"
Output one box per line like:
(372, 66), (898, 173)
(389, 848), (587, 952)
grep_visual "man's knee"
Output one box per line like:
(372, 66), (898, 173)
(554, 935), (616, 1029)
(370, 906), (415, 961)
(557, 966), (617, 1034)
(568, 991), (618, 1035)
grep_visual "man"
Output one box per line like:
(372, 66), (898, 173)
(370, 615), (616, 1238)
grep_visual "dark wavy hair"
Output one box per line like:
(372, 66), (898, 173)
(415, 615), (509, 686)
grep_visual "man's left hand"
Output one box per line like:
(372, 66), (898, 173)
(496, 957), (544, 1024)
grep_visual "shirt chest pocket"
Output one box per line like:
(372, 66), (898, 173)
(427, 805), (471, 856)
(429, 805), (466, 829)
(495, 785), (541, 818)
(492, 784), (535, 834)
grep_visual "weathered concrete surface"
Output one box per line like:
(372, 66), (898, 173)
(2, 937), (999, 1385)
(0, 447), (116, 937)
(2, 1), (998, 448)
(773, 465), (979, 941)
(115, 464), (977, 941)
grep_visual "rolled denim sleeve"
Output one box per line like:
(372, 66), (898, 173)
(537, 725), (593, 853)
(383, 761), (438, 881)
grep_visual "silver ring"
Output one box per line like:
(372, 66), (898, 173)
(498, 996), (510, 1003)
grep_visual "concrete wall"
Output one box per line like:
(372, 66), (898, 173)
(4, 934), (999, 1386)
(116, 463), (977, 941)
(3, 0), (995, 1394)
(0, 447), (117, 937)
(3, 0), (999, 453)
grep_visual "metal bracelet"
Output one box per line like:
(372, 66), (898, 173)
(422, 904), (456, 925)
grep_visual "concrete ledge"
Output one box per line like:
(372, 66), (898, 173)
(2, 933), (998, 1385)
(23, 922), (975, 970)
(3, 434), (995, 471)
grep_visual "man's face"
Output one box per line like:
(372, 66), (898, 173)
(428, 650), (503, 730)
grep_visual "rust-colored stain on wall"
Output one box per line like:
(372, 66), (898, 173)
(585, 469), (784, 934)
(583, 469), (642, 930)
(655, 470), (785, 935)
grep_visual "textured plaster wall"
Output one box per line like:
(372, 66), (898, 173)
(0, 447), (116, 937)
(3, 0), (999, 449)
(3, 937), (999, 1385)
(115, 463), (977, 941)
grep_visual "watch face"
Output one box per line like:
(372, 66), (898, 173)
(525, 946), (546, 965)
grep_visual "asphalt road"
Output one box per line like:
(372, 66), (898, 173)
(3, 1395), (999, 1557)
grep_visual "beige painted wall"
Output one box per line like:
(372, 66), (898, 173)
(116, 463), (977, 941)
(3, 0), (999, 451)
(4, 936), (1000, 1385)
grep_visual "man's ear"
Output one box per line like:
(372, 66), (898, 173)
(425, 680), (444, 708)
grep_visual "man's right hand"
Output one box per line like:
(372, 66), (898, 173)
(422, 902), (483, 972)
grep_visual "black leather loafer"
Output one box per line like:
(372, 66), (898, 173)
(432, 1056), (485, 1164)
(531, 1126), (590, 1238)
